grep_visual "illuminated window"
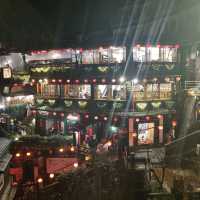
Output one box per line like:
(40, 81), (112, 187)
(133, 46), (146, 62)
(94, 85), (126, 100)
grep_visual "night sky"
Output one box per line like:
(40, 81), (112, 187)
(0, 0), (199, 49)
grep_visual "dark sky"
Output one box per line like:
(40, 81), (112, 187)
(0, 0), (199, 49)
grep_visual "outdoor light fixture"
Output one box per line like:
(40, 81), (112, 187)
(58, 79), (62, 83)
(16, 153), (20, 157)
(39, 79), (42, 83)
(75, 80), (80, 84)
(74, 162), (78, 168)
(84, 79), (88, 83)
(52, 79), (56, 83)
(92, 79), (97, 83)
(119, 76), (125, 83)
(133, 78), (138, 84)
(49, 173), (55, 179)
(104, 117), (108, 121)
(31, 79), (35, 83)
(26, 152), (31, 157)
(37, 178), (43, 183)
(158, 126), (163, 130)
(15, 137), (19, 141)
(66, 80), (70, 83)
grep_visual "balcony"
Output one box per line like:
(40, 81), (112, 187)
(133, 91), (172, 102)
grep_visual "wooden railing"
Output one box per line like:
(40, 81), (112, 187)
(133, 91), (172, 101)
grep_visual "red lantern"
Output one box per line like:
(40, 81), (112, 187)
(92, 79), (97, 83)
(146, 116), (150, 121)
(172, 120), (177, 127)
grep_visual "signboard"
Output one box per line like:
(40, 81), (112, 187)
(3, 68), (12, 79)
(46, 157), (78, 174)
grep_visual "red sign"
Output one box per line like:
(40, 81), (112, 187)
(46, 157), (77, 174)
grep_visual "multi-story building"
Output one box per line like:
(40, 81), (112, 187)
(27, 44), (181, 149)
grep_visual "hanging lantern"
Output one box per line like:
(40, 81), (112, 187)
(135, 118), (140, 122)
(172, 120), (177, 127)
(158, 126), (163, 130)
(66, 80), (70, 83)
(94, 116), (99, 120)
(84, 79), (88, 83)
(112, 79), (116, 83)
(101, 79), (106, 83)
(84, 114), (89, 119)
(104, 117), (108, 121)
(31, 79), (36, 83)
(58, 79), (62, 83)
(60, 113), (65, 117)
(146, 116), (150, 121)
(92, 79), (97, 83)
(176, 76), (181, 81)
(75, 80), (80, 84)
(53, 112), (57, 116)
(165, 77), (170, 82)
(157, 114), (163, 119)
(26, 152), (31, 157)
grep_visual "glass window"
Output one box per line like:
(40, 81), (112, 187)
(63, 85), (91, 99)
(82, 50), (94, 64)
(95, 85), (126, 100)
(110, 47), (126, 63)
(133, 46), (146, 62)
(160, 47), (177, 62)
(146, 47), (160, 62)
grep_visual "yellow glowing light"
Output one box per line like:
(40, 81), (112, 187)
(49, 173), (54, 179)
(70, 146), (75, 152)
(59, 148), (64, 153)
(73, 162), (78, 168)
(37, 178), (43, 183)
(16, 153), (20, 157)
(26, 152), (31, 157)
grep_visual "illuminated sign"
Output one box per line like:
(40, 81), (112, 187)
(3, 68), (12, 79)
